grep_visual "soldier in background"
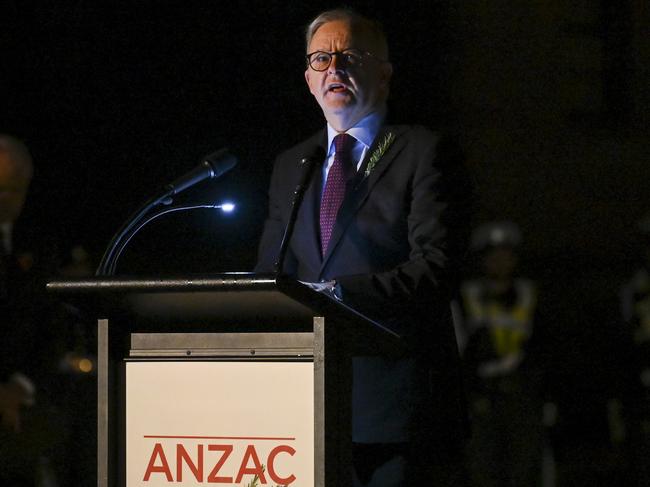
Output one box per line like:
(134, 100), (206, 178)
(455, 221), (545, 486)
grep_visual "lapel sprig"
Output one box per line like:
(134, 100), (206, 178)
(364, 132), (395, 178)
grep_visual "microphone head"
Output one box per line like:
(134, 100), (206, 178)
(301, 145), (326, 166)
(164, 148), (238, 197)
(295, 145), (325, 191)
(204, 148), (238, 178)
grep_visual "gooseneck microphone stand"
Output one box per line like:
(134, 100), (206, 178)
(96, 148), (237, 276)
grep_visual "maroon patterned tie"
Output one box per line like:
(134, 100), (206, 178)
(320, 133), (355, 255)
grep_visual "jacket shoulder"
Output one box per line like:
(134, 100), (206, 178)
(275, 130), (326, 167)
(387, 124), (449, 146)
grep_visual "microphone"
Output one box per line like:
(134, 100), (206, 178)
(96, 148), (237, 276)
(275, 145), (325, 275)
(163, 148), (237, 198)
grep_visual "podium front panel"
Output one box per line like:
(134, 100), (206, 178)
(125, 361), (314, 486)
(46, 277), (373, 486)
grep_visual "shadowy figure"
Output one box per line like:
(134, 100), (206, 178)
(0, 134), (68, 486)
(455, 221), (545, 487)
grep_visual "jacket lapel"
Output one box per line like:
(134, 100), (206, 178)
(320, 125), (407, 271)
(298, 131), (327, 266)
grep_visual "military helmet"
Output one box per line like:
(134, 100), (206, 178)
(470, 221), (522, 251)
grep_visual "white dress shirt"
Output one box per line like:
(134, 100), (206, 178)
(322, 108), (386, 192)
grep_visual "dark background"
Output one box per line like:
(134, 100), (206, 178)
(2, 0), (649, 483)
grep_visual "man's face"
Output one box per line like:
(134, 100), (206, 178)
(304, 20), (392, 131)
(482, 246), (518, 281)
(0, 152), (31, 224)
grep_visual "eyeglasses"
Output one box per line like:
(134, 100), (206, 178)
(305, 49), (385, 72)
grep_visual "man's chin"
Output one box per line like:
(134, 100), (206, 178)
(322, 92), (353, 106)
(320, 98), (357, 117)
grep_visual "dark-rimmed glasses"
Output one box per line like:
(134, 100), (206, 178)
(305, 49), (385, 72)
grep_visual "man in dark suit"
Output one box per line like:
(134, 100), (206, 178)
(256, 9), (471, 486)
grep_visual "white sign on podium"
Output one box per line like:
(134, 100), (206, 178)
(126, 361), (314, 486)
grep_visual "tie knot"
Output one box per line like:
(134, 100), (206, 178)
(333, 133), (355, 155)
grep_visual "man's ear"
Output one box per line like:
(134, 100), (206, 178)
(380, 62), (393, 88)
(305, 68), (315, 95)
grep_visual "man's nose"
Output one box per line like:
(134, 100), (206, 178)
(327, 53), (345, 74)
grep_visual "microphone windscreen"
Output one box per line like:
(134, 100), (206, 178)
(205, 148), (238, 177)
(303, 145), (326, 166)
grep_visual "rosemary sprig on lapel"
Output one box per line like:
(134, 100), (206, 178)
(364, 132), (395, 178)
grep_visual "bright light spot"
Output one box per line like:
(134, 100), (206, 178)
(78, 358), (94, 373)
(220, 202), (235, 213)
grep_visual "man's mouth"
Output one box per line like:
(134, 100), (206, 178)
(327, 83), (349, 93)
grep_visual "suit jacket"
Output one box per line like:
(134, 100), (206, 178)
(0, 216), (62, 384)
(256, 124), (471, 445)
(0, 216), (67, 487)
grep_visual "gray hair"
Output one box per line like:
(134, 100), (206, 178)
(0, 134), (34, 180)
(305, 8), (389, 59)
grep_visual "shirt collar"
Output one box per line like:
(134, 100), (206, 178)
(326, 108), (386, 155)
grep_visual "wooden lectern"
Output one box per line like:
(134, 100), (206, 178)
(47, 274), (401, 487)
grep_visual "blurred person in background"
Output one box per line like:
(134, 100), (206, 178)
(454, 221), (548, 486)
(0, 133), (68, 486)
